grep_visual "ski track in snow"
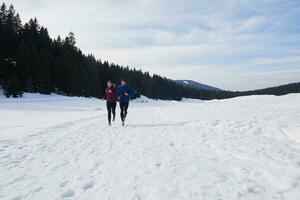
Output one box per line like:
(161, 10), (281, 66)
(0, 93), (300, 200)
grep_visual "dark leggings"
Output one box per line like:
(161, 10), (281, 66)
(106, 102), (116, 123)
(120, 102), (129, 122)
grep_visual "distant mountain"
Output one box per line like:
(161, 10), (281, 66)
(175, 80), (222, 91)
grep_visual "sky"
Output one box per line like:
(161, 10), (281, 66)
(5, 0), (300, 90)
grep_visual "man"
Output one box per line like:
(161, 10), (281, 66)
(117, 79), (133, 126)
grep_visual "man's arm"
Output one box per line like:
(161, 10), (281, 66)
(117, 87), (121, 100)
(128, 86), (133, 96)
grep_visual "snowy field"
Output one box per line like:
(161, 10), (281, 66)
(0, 91), (300, 200)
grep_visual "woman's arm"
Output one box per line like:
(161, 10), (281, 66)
(103, 88), (107, 100)
(113, 88), (118, 99)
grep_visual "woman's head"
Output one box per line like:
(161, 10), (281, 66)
(107, 80), (112, 87)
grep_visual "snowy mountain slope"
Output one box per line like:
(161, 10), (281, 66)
(0, 93), (300, 200)
(175, 80), (223, 91)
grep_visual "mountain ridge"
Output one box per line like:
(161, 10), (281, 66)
(175, 80), (222, 91)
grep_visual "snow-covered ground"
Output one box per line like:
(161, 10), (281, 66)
(0, 92), (300, 200)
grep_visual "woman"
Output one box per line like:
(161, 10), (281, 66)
(103, 80), (118, 126)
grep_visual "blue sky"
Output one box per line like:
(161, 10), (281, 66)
(5, 0), (300, 90)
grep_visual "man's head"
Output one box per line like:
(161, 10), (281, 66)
(121, 79), (126, 86)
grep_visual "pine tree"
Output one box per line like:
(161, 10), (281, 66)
(7, 5), (22, 34)
(5, 72), (22, 97)
(36, 50), (51, 94)
(16, 40), (29, 89)
(0, 3), (7, 55)
(65, 32), (76, 47)
(2, 5), (22, 54)
(26, 45), (39, 92)
(0, 3), (7, 22)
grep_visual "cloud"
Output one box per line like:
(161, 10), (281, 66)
(251, 56), (300, 66)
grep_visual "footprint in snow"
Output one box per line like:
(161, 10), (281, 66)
(247, 185), (266, 194)
(133, 194), (142, 200)
(60, 181), (68, 188)
(28, 134), (38, 137)
(61, 189), (75, 198)
(292, 176), (300, 188)
(12, 196), (23, 200)
(82, 180), (95, 190)
(156, 163), (162, 169)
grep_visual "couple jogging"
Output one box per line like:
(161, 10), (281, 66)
(103, 79), (133, 126)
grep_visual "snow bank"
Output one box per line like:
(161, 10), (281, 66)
(0, 88), (4, 98)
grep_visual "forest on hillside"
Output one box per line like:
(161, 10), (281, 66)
(0, 3), (299, 99)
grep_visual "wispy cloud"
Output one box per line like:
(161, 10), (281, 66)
(5, 0), (300, 90)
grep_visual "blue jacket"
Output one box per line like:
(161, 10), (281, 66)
(117, 85), (133, 102)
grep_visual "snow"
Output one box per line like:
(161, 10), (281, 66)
(0, 92), (300, 200)
(0, 88), (4, 98)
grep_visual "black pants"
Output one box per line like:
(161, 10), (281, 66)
(106, 102), (116, 123)
(120, 102), (129, 122)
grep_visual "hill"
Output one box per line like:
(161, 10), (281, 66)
(176, 80), (222, 91)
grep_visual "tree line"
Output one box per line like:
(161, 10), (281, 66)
(0, 3), (299, 99)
